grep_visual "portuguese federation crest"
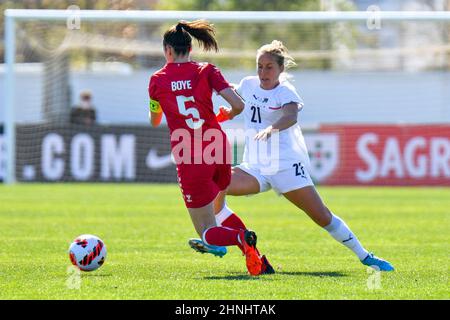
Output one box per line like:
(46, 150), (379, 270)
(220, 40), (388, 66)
(305, 134), (339, 183)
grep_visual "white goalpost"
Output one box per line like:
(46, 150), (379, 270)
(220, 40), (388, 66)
(3, 9), (450, 184)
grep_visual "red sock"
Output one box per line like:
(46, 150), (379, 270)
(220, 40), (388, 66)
(221, 213), (248, 254)
(221, 213), (247, 231)
(221, 213), (262, 256)
(203, 226), (240, 247)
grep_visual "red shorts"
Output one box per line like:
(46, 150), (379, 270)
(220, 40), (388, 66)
(176, 163), (231, 208)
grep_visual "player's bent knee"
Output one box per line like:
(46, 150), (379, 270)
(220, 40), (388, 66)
(228, 168), (261, 196)
(227, 185), (259, 196)
(315, 207), (332, 227)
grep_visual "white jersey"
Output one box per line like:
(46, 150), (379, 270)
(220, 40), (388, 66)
(235, 76), (310, 174)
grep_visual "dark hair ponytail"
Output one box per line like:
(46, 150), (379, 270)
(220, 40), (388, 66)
(163, 20), (218, 55)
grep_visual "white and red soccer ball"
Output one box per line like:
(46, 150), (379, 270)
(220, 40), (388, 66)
(68, 235), (107, 271)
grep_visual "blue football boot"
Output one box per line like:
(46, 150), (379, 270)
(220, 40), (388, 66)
(188, 238), (227, 258)
(361, 252), (394, 271)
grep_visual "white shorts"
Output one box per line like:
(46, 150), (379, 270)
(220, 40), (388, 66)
(236, 161), (314, 195)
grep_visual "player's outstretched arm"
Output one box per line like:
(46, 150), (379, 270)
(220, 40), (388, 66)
(218, 87), (245, 121)
(271, 102), (298, 131)
(254, 102), (298, 141)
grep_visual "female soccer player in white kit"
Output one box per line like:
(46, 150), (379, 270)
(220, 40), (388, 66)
(192, 40), (394, 273)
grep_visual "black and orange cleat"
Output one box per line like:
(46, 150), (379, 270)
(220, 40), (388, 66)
(254, 246), (275, 275)
(260, 255), (275, 274)
(239, 230), (262, 276)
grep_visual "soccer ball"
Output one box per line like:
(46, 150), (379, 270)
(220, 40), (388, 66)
(68, 234), (107, 272)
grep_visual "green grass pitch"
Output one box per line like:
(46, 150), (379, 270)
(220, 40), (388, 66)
(0, 184), (448, 299)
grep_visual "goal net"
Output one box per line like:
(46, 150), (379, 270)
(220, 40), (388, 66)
(2, 9), (450, 185)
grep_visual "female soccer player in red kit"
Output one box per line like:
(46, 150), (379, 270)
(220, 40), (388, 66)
(148, 20), (266, 275)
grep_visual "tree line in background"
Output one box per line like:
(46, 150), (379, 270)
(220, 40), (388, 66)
(0, 0), (154, 62)
(1, 0), (358, 69)
(1, 1), (448, 71)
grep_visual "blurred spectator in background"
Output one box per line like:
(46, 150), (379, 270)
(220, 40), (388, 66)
(70, 90), (97, 125)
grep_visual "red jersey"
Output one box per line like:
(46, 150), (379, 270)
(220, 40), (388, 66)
(148, 62), (232, 208)
(149, 61), (229, 132)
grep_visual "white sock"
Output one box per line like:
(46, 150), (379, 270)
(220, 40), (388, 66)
(323, 214), (369, 261)
(215, 203), (233, 226)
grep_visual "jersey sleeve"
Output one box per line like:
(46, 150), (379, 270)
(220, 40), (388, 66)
(208, 64), (231, 94)
(234, 77), (246, 97)
(279, 84), (304, 111)
(148, 76), (162, 113)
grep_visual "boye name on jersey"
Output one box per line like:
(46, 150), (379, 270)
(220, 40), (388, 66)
(171, 80), (192, 91)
